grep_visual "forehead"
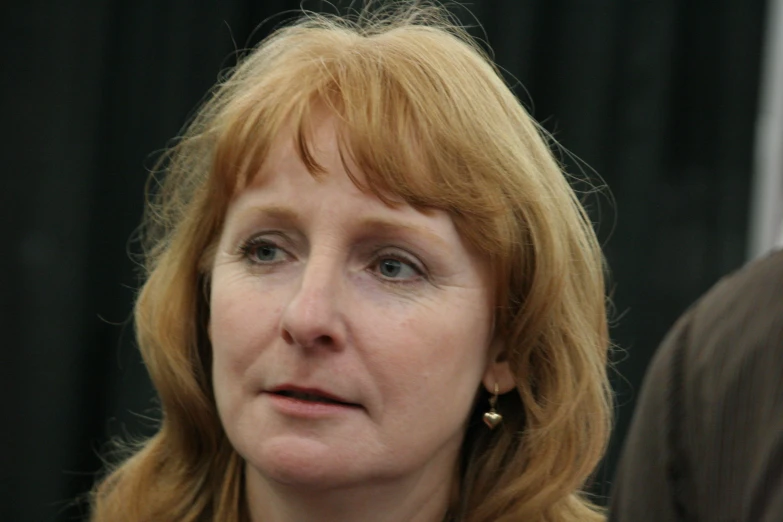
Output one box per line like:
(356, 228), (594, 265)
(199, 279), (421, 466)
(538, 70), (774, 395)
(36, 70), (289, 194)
(221, 145), (494, 293)
(258, 109), (349, 183)
(209, 101), (500, 301)
(207, 75), (507, 273)
(226, 112), (454, 238)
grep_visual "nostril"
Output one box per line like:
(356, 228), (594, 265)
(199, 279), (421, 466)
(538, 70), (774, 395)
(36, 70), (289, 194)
(314, 334), (334, 347)
(281, 328), (336, 348)
(281, 329), (295, 345)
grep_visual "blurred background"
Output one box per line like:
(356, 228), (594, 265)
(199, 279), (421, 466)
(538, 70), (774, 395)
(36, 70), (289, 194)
(2, 0), (781, 520)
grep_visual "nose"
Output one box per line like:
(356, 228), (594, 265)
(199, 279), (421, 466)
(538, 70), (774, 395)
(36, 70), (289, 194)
(280, 256), (346, 350)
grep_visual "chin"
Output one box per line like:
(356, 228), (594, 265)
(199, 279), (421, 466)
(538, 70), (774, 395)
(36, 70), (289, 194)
(246, 435), (366, 488)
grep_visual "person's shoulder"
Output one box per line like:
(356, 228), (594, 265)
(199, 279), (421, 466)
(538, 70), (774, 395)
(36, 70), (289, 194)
(693, 248), (783, 316)
(609, 250), (783, 522)
(656, 248), (783, 362)
(683, 248), (783, 390)
(688, 248), (783, 335)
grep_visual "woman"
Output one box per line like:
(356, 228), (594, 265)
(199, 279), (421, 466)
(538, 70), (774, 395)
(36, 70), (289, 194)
(91, 4), (611, 521)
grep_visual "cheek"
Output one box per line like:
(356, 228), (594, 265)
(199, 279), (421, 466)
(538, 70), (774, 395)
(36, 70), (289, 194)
(364, 296), (492, 410)
(413, 296), (492, 365)
(209, 272), (282, 392)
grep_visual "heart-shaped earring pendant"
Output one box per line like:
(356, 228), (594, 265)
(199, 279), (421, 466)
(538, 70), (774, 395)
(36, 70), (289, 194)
(483, 411), (502, 429)
(483, 383), (503, 429)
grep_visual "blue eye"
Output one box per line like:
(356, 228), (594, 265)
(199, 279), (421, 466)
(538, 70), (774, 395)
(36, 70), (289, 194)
(253, 244), (280, 262)
(376, 257), (420, 280)
(241, 239), (287, 265)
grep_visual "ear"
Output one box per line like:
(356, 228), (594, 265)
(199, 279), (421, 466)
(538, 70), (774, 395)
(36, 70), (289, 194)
(482, 337), (516, 394)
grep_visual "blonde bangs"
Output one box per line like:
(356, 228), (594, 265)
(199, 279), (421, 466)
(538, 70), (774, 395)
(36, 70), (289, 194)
(207, 22), (522, 267)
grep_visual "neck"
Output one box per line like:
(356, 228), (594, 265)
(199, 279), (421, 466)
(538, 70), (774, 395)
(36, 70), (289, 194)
(245, 466), (455, 522)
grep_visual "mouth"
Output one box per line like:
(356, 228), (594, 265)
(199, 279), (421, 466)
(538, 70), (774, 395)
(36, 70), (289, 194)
(268, 386), (360, 408)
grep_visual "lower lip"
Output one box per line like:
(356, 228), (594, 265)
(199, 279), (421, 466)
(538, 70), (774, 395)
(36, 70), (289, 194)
(265, 392), (361, 418)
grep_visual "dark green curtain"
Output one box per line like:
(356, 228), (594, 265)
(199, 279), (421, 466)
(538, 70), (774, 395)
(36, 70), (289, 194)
(1, 1), (766, 521)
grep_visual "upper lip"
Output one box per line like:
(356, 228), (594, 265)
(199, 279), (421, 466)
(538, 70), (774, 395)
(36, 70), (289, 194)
(267, 384), (358, 406)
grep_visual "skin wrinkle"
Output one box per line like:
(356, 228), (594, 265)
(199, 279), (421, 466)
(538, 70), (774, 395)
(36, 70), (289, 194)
(208, 111), (511, 522)
(221, 202), (469, 284)
(89, 11), (610, 521)
(218, 193), (486, 298)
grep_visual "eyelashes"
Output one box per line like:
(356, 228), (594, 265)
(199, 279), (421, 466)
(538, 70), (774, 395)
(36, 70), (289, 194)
(236, 233), (429, 283)
(368, 251), (425, 281)
(238, 236), (289, 265)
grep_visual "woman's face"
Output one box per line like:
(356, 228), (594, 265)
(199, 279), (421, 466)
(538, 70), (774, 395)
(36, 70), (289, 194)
(209, 113), (501, 492)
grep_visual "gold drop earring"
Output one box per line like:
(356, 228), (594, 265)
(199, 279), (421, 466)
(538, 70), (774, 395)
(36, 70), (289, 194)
(483, 383), (503, 429)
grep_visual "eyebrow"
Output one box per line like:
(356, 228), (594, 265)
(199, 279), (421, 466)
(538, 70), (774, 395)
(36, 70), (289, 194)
(232, 205), (452, 250)
(353, 217), (451, 250)
(234, 205), (301, 225)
